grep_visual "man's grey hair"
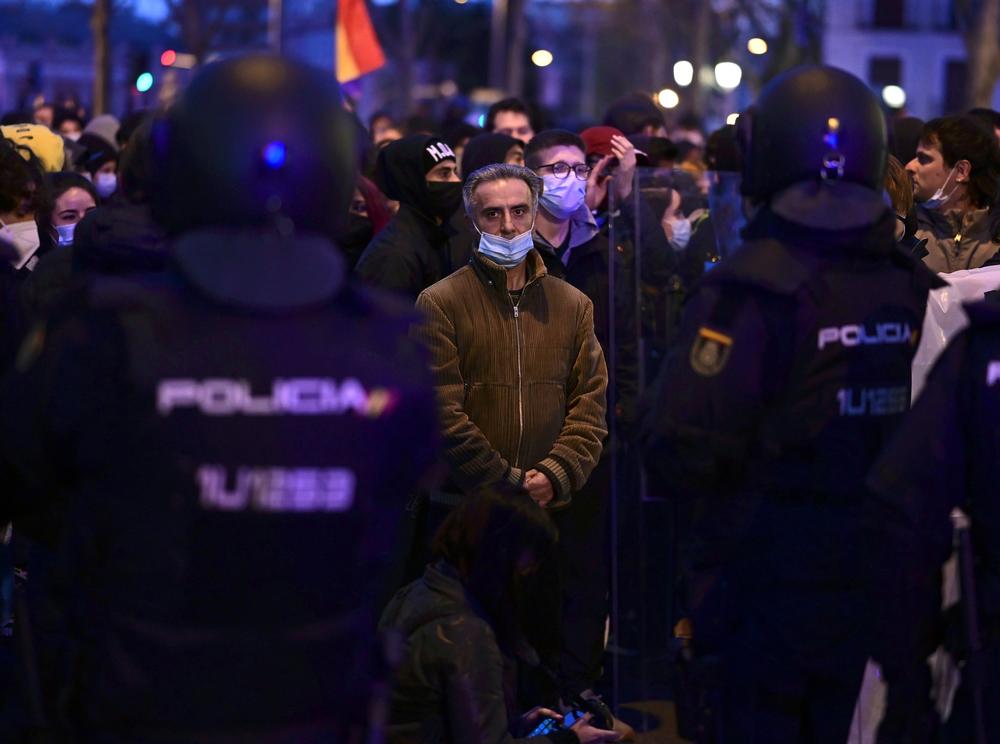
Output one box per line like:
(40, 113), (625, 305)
(463, 163), (543, 217)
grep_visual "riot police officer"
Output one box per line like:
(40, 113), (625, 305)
(639, 66), (944, 742)
(869, 298), (1000, 742)
(0, 56), (439, 741)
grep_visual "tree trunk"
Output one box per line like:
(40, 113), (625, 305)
(397, 0), (417, 116)
(91, 0), (111, 115)
(506, 0), (527, 98)
(965, 0), (1000, 109)
(690, 0), (712, 116)
(639, 0), (668, 92)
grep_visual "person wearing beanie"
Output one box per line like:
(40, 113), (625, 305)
(82, 113), (121, 153)
(74, 133), (118, 201)
(355, 134), (470, 299)
(460, 132), (524, 179)
(0, 123), (66, 172)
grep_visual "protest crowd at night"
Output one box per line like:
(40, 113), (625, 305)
(0, 0), (999, 741)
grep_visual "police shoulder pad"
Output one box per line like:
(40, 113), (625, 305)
(690, 326), (733, 377)
(703, 239), (811, 295)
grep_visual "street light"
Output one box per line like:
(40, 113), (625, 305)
(673, 60), (694, 87)
(882, 85), (906, 108)
(657, 88), (680, 109)
(531, 49), (554, 68)
(747, 38), (768, 55)
(715, 62), (742, 90)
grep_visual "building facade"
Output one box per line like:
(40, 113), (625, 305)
(824, 0), (1000, 119)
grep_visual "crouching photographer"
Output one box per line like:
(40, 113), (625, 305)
(379, 489), (621, 744)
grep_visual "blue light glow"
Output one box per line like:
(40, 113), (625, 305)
(263, 141), (287, 168)
(477, 114), (486, 127)
(135, 72), (154, 93)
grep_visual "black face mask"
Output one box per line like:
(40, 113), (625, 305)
(337, 214), (374, 265)
(423, 181), (464, 220)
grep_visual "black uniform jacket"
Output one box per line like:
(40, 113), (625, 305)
(639, 208), (943, 648)
(0, 228), (440, 736)
(868, 298), (1000, 670)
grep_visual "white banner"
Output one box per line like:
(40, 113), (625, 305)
(912, 265), (1000, 397)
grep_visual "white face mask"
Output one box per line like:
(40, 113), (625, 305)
(64, 131), (81, 142)
(921, 165), (959, 210)
(95, 172), (117, 199)
(56, 223), (76, 246)
(666, 216), (692, 251)
(0, 218), (41, 269)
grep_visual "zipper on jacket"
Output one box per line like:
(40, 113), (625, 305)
(512, 299), (524, 470)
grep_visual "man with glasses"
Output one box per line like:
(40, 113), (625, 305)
(524, 131), (638, 729)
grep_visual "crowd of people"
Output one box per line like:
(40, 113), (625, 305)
(0, 53), (998, 743)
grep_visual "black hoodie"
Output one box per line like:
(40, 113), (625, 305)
(355, 135), (472, 299)
(19, 199), (167, 323)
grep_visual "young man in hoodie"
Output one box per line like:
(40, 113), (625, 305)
(355, 134), (469, 299)
(523, 130), (647, 721)
(906, 115), (1000, 272)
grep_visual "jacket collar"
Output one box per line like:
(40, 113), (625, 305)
(471, 248), (547, 301)
(534, 206), (601, 263)
(916, 204), (998, 239)
(396, 203), (452, 244)
(744, 203), (899, 260)
(171, 227), (345, 311)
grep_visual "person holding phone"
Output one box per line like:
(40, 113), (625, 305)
(380, 490), (621, 744)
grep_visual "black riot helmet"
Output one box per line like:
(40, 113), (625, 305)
(741, 65), (887, 203)
(151, 55), (356, 239)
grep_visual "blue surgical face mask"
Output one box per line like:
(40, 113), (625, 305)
(921, 165), (958, 209)
(665, 216), (692, 251)
(56, 223), (76, 246)
(539, 174), (587, 220)
(95, 172), (117, 199)
(476, 223), (535, 268)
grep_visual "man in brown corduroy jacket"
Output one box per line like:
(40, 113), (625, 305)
(413, 163), (608, 509)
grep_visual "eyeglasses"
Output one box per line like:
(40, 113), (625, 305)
(536, 161), (592, 180)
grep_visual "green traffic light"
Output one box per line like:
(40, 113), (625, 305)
(136, 72), (154, 93)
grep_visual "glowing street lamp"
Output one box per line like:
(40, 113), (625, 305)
(715, 62), (743, 90)
(673, 60), (694, 87)
(657, 88), (680, 109)
(882, 85), (906, 108)
(747, 38), (768, 55)
(531, 49), (554, 68)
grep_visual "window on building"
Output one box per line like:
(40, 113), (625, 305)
(869, 56), (902, 89)
(944, 59), (968, 114)
(873, 0), (906, 28)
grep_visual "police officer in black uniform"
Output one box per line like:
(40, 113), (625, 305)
(639, 66), (944, 742)
(869, 298), (1000, 742)
(0, 56), (439, 741)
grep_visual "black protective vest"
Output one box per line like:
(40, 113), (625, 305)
(55, 270), (439, 735)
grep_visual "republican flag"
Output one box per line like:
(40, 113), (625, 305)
(336, 0), (386, 82)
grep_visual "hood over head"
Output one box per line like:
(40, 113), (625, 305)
(461, 132), (520, 180)
(376, 134), (457, 216)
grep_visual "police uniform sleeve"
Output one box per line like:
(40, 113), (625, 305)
(866, 332), (972, 672)
(639, 282), (789, 496)
(413, 290), (521, 489)
(533, 297), (608, 503)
